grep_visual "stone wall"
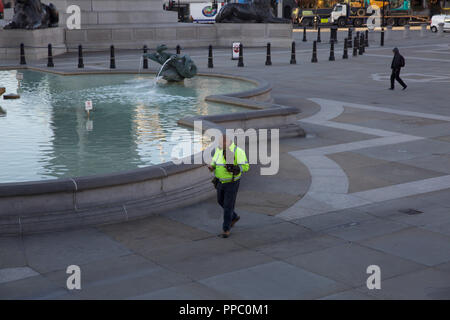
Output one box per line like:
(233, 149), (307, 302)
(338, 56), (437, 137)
(52, 0), (177, 27)
(216, 23), (293, 47)
(65, 23), (218, 51)
(0, 27), (66, 61)
(64, 23), (293, 51)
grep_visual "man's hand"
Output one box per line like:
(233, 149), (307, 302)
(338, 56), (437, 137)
(207, 165), (214, 172)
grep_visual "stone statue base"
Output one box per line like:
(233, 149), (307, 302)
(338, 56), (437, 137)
(0, 27), (66, 61)
(216, 23), (292, 47)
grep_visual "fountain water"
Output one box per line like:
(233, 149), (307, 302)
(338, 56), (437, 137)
(156, 56), (175, 82)
(138, 56), (143, 75)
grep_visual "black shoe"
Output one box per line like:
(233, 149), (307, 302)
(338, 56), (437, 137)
(389, 88), (394, 90)
(219, 231), (230, 238)
(402, 86), (407, 90)
(231, 216), (240, 228)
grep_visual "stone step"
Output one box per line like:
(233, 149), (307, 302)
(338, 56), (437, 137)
(91, 0), (164, 12)
(76, 10), (177, 25)
(74, 22), (210, 29)
(0, 28), (66, 60)
(65, 24), (217, 50)
(0, 27), (66, 47)
(64, 39), (215, 51)
(53, 0), (165, 12)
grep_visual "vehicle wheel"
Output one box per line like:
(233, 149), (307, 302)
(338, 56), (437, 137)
(338, 17), (346, 28)
(397, 18), (407, 26)
(431, 26), (437, 33)
(386, 18), (395, 26)
(301, 19), (310, 27)
(353, 19), (363, 27)
(356, 9), (365, 16)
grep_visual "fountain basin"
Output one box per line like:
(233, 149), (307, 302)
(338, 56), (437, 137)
(0, 69), (256, 183)
(0, 67), (303, 236)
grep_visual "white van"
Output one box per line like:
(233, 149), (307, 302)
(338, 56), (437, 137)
(190, 2), (224, 23)
(430, 14), (450, 32)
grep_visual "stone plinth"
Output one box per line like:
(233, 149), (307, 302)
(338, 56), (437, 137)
(215, 23), (293, 47)
(52, 0), (178, 28)
(65, 23), (293, 52)
(65, 23), (217, 51)
(0, 27), (66, 61)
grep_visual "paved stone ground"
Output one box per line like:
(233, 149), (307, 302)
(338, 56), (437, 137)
(1, 30), (450, 299)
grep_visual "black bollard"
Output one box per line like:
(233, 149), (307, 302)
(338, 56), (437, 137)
(317, 27), (321, 43)
(361, 33), (365, 53)
(359, 33), (363, 53)
(110, 45), (116, 69)
(78, 44), (84, 68)
(265, 43), (272, 66)
(330, 26), (338, 43)
(329, 41), (335, 61)
(343, 37), (348, 59)
(237, 43), (244, 67)
(359, 34), (364, 55)
(143, 45), (148, 69)
(347, 28), (353, 48)
(20, 43), (26, 65)
(356, 32), (360, 52)
(208, 44), (213, 68)
(353, 36), (358, 57)
(176, 45), (181, 54)
(290, 41), (296, 64)
(381, 28), (384, 47)
(360, 33), (364, 51)
(302, 27), (307, 42)
(47, 43), (54, 67)
(365, 30), (369, 47)
(311, 41), (318, 63)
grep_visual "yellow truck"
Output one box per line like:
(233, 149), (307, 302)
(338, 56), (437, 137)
(292, 0), (340, 26)
(330, 0), (429, 27)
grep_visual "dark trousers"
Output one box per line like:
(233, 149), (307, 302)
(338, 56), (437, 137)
(217, 180), (240, 232)
(390, 68), (407, 89)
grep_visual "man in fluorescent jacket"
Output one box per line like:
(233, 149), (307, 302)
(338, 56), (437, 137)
(208, 135), (249, 238)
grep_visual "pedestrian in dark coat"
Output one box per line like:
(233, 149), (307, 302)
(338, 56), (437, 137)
(390, 47), (407, 90)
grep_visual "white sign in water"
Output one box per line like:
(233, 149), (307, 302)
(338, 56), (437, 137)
(85, 100), (93, 111)
(86, 119), (93, 131)
(16, 73), (23, 81)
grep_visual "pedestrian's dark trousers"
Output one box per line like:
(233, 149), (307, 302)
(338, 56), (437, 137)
(390, 68), (407, 89)
(217, 180), (240, 232)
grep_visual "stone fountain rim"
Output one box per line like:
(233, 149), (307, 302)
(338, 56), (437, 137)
(0, 66), (285, 197)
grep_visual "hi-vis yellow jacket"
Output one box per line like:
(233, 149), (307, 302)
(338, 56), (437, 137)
(210, 143), (249, 183)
